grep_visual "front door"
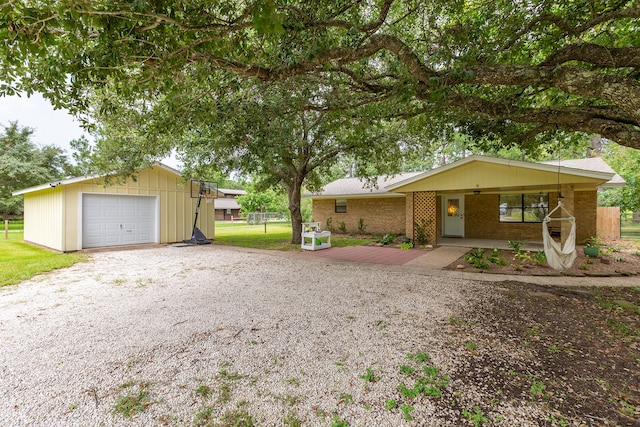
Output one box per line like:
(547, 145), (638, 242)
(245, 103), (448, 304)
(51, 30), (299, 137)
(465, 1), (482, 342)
(443, 194), (464, 237)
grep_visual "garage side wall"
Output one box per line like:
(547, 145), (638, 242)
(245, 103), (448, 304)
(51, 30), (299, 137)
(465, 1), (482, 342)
(23, 187), (64, 251)
(63, 167), (215, 251)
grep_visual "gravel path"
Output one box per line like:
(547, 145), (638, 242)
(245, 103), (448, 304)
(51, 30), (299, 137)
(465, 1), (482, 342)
(0, 245), (540, 426)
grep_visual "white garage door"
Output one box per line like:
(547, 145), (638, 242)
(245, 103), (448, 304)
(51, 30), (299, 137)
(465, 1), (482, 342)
(82, 194), (157, 248)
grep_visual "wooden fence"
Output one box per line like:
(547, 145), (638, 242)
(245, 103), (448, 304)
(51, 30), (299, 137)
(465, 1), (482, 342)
(597, 207), (620, 240)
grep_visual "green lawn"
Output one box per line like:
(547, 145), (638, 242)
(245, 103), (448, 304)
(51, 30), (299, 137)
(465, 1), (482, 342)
(0, 233), (85, 288)
(2, 220), (24, 231)
(214, 221), (376, 250)
(621, 226), (640, 241)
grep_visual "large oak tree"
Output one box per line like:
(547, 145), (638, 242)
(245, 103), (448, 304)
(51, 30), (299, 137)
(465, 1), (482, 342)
(2, 0), (639, 148)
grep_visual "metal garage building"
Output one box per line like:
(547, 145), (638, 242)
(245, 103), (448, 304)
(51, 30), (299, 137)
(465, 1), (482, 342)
(12, 164), (215, 252)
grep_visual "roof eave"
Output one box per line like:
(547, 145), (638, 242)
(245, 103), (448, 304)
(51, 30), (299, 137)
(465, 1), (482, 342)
(386, 155), (615, 191)
(12, 162), (181, 196)
(303, 192), (405, 199)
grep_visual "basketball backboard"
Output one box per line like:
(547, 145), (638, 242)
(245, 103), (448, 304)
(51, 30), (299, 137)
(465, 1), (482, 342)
(189, 179), (218, 199)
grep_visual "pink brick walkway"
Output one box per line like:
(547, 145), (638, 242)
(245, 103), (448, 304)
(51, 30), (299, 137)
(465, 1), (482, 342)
(305, 246), (427, 265)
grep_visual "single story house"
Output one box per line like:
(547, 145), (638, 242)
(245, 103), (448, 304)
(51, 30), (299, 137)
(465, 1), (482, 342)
(213, 188), (246, 221)
(12, 163), (215, 252)
(305, 155), (624, 245)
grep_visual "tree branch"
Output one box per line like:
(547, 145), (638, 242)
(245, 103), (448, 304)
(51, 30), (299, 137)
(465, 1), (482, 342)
(541, 43), (640, 68)
(439, 93), (640, 149)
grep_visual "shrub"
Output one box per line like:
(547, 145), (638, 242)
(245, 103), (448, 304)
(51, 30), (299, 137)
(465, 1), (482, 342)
(380, 234), (395, 245)
(414, 218), (432, 245)
(326, 217), (334, 232)
(357, 217), (367, 234)
(465, 248), (489, 269)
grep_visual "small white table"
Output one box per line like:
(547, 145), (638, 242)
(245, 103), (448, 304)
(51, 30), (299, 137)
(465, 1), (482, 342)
(301, 222), (331, 251)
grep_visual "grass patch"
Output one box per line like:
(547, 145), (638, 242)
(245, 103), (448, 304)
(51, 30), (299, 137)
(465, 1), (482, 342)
(113, 383), (152, 417)
(213, 222), (375, 251)
(0, 233), (85, 287)
(3, 220), (23, 231)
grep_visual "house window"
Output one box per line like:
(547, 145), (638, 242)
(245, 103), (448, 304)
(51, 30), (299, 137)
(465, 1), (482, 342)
(447, 199), (459, 216)
(499, 194), (548, 223)
(335, 199), (347, 213)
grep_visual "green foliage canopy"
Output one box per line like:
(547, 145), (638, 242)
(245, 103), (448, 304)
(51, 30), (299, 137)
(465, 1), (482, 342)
(236, 186), (287, 217)
(599, 142), (640, 212)
(2, 0), (640, 150)
(0, 122), (77, 218)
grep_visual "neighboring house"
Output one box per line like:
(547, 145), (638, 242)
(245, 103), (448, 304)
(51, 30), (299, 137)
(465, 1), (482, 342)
(213, 188), (246, 220)
(305, 155), (624, 245)
(12, 163), (215, 252)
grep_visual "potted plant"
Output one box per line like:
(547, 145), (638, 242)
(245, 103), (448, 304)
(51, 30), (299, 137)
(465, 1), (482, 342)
(583, 236), (600, 257)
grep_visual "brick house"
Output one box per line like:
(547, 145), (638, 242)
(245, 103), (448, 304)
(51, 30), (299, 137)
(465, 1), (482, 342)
(305, 156), (624, 245)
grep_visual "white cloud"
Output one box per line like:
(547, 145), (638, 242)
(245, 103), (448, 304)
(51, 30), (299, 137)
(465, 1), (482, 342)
(0, 93), (88, 152)
(0, 93), (181, 169)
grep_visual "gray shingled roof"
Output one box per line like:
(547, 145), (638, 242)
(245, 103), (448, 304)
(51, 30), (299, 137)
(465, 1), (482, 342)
(217, 188), (246, 196)
(539, 157), (625, 187)
(214, 198), (241, 210)
(306, 172), (422, 198)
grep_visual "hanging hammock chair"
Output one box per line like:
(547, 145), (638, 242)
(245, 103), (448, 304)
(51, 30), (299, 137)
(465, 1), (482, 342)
(542, 200), (577, 270)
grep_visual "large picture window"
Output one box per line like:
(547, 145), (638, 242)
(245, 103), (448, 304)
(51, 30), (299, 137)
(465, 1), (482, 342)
(335, 199), (347, 213)
(499, 194), (548, 223)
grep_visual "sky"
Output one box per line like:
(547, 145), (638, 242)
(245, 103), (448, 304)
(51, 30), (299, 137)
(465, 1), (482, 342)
(0, 93), (181, 169)
(0, 93), (89, 153)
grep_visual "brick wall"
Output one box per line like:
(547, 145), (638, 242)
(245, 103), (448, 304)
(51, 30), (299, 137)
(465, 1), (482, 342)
(311, 197), (406, 235)
(574, 191), (597, 243)
(464, 191), (596, 243)
(312, 190), (598, 242)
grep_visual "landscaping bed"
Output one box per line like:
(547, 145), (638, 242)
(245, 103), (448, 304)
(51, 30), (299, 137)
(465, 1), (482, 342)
(444, 281), (640, 426)
(445, 240), (640, 277)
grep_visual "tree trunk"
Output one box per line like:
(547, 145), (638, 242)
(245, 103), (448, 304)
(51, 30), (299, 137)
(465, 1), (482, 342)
(287, 179), (304, 245)
(588, 135), (602, 157)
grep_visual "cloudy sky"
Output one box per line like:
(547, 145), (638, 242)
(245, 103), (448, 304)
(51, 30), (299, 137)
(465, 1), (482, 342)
(0, 93), (180, 168)
(0, 93), (89, 153)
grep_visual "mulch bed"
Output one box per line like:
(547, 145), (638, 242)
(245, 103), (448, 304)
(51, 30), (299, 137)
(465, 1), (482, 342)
(444, 240), (640, 277)
(441, 281), (640, 426)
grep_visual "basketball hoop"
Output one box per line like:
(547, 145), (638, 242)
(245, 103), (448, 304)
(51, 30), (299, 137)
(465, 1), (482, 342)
(202, 193), (214, 203)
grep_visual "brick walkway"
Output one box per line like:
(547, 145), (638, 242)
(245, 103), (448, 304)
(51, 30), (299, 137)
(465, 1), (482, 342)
(306, 245), (469, 267)
(306, 246), (424, 265)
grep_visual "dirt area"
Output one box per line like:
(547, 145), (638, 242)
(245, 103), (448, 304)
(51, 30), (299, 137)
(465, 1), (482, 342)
(444, 239), (640, 277)
(443, 281), (640, 426)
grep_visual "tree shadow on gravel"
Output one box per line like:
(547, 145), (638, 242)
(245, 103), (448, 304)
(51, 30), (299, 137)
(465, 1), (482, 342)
(441, 281), (640, 426)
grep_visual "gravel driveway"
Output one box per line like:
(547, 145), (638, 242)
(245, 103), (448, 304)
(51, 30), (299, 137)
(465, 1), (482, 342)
(0, 245), (541, 426)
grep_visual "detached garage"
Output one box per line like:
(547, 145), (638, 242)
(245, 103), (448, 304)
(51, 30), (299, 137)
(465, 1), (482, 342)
(12, 163), (215, 252)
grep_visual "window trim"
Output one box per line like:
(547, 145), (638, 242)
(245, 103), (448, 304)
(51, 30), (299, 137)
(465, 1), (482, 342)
(335, 199), (347, 214)
(499, 193), (548, 223)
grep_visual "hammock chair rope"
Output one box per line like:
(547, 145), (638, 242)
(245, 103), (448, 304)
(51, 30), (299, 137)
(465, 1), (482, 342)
(542, 200), (577, 270)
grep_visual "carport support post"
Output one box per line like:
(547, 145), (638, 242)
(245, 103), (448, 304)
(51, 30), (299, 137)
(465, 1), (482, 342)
(560, 184), (574, 246)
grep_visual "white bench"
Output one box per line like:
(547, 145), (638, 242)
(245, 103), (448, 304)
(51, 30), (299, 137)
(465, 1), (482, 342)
(301, 222), (331, 251)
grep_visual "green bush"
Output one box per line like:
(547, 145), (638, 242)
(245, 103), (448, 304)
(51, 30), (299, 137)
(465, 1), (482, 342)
(380, 234), (395, 245)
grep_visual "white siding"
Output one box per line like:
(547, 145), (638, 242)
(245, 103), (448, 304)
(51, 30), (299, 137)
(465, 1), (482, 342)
(23, 187), (64, 251)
